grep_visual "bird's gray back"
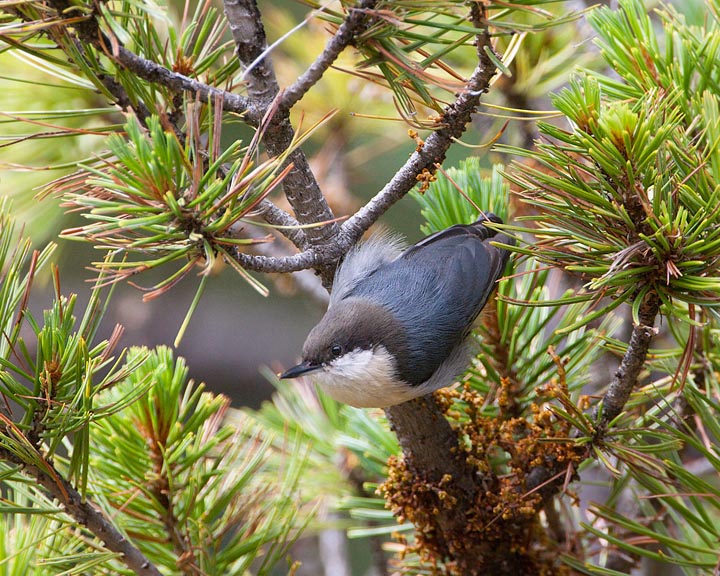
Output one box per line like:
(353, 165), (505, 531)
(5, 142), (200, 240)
(330, 231), (406, 306)
(344, 221), (511, 385)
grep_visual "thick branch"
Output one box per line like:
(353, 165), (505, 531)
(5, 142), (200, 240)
(1, 450), (161, 576)
(384, 397), (488, 572)
(223, 0), (279, 102)
(280, 0), (379, 110)
(385, 398), (477, 493)
(596, 291), (660, 432)
(223, 0), (338, 262)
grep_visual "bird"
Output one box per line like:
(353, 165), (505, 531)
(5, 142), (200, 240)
(280, 213), (514, 408)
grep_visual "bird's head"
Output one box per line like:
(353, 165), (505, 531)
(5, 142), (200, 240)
(279, 298), (411, 407)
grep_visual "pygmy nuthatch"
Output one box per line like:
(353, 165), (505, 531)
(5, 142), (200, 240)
(280, 213), (514, 408)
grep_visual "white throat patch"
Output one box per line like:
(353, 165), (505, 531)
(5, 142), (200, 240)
(307, 346), (417, 408)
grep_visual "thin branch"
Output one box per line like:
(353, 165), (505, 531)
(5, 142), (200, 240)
(257, 199), (308, 249)
(596, 291), (660, 433)
(114, 46), (260, 123)
(339, 12), (498, 246)
(149, 438), (199, 575)
(99, 73), (152, 124)
(1, 449), (162, 576)
(242, 228), (328, 302)
(35, 0), (263, 125)
(280, 0), (379, 110)
(229, 246), (321, 274)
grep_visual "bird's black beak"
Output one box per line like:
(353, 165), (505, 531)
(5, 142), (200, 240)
(280, 360), (321, 379)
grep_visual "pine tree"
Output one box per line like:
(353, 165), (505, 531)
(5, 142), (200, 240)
(1, 0), (719, 574)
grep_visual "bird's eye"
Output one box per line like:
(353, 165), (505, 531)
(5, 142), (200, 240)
(330, 344), (343, 357)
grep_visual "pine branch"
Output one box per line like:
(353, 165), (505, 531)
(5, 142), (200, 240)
(280, 0), (379, 110)
(0, 448), (162, 576)
(114, 46), (260, 121)
(16, 0), (500, 282)
(595, 291), (661, 434)
(26, 0), (261, 124)
(99, 73), (152, 123)
(230, 1), (500, 273)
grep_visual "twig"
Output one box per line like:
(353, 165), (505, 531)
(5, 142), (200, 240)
(229, 246), (320, 274)
(256, 199), (309, 249)
(243, 228), (328, 302)
(148, 440), (199, 575)
(38, 0), (263, 125)
(280, 0), (379, 110)
(114, 46), (259, 122)
(596, 291), (660, 433)
(1, 449), (162, 576)
(339, 7), (498, 246)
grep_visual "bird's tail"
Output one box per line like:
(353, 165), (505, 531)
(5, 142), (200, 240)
(470, 212), (515, 269)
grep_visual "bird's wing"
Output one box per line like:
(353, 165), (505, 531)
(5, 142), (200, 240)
(347, 216), (513, 385)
